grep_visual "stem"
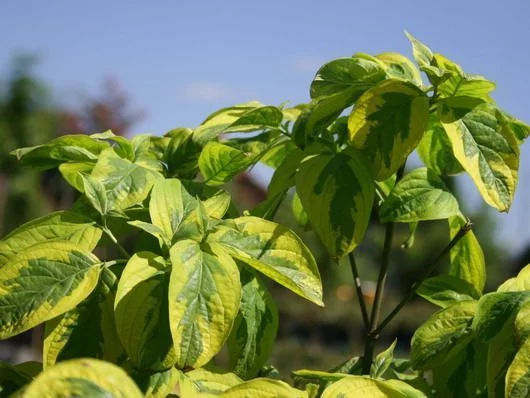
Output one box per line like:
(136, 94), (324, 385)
(348, 252), (370, 333)
(374, 221), (472, 335)
(362, 163), (406, 374)
(101, 220), (130, 259)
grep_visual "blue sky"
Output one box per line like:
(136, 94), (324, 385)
(1, 0), (530, 249)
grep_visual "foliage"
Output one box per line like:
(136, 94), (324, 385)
(1, 33), (529, 397)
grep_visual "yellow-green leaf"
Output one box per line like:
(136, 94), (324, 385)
(505, 338), (530, 398)
(348, 79), (429, 180)
(114, 252), (176, 370)
(0, 241), (100, 339)
(448, 215), (486, 296)
(132, 367), (179, 398)
(149, 178), (185, 243)
(23, 358), (142, 398)
(0, 211), (102, 266)
(43, 268), (122, 368)
(169, 240), (241, 368)
(178, 368), (243, 397)
(296, 146), (374, 257)
(207, 217), (323, 306)
(441, 104), (519, 211)
(221, 378), (306, 398)
(322, 375), (427, 397)
(498, 264), (530, 292)
(376, 52), (423, 87)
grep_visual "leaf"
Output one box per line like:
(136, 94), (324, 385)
(376, 52), (423, 87)
(114, 252), (176, 370)
(0, 211), (102, 266)
(417, 115), (463, 176)
(441, 103), (519, 211)
(0, 241), (101, 339)
(23, 358), (142, 398)
(59, 161), (95, 191)
(222, 378), (306, 397)
(322, 375), (427, 397)
(291, 192), (309, 228)
(199, 142), (252, 185)
(417, 275), (478, 308)
(296, 146), (374, 257)
(207, 216), (323, 306)
(448, 216), (486, 296)
(43, 268), (122, 368)
(292, 369), (350, 383)
(310, 56), (386, 99)
(505, 338), (530, 398)
(471, 291), (530, 343)
(90, 130), (135, 160)
(11, 134), (109, 171)
(193, 103), (283, 143)
(149, 178), (186, 244)
(405, 31), (434, 68)
(0, 362), (32, 396)
(379, 168), (460, 222)
(433, 54), (496, 100)
(411, 301), (476, 369)
(90, 148), (162, 211)
(228, 269), (279, 379)
(131, 367), (179, 398)
(498, 264), (530, 292)
(348, 79), (429, 180)
(81, 174), (109, 216)
(163, 128), (202, 178)
(178, 368), (243, 396)
(371, 339), (397, 379)
(268, 148), (305, 197)
(169, 240), (241, 368)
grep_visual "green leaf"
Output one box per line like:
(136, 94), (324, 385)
(348, 79), (429, 180)
(0, 241), (101, 339)
(379, 168), (460, 222)
(90, 148), (162, 211)
(127, 221), (166, 247)
(441, 103), (519, 211)
(0, 362), (32, 397)
(376, 52), (423, 87)
(114, 252), (176, 370)
(178, 368), (243, 396)
(193, 103), (283, 143)
(310, 56), (386, 99)
(296, 146), (374, 257)
(292, 369), (350, 383)
(199, 142), (252, 185)
(322, 375), (428, 397)
(268, 148), (304, 197)
(11, 134), (109, 171)
(436, 96), (488, 123)
(411, 301), (476, 369)
(371, 339), (397, 379)
(448, 216), (486, 296)
(228, 269), (279, 379)
(131, 367), (179, 398)
(222, 378), (306, 397)
(471, 291), (530, 343)
(0, 211), (102, 266)
(207, 216), (323, 306)
(81, 174), (109, 216)
(43, 268), (122, 368)
(90, 130), (135, 160)
(417, 275), (478, 308)
(169, 240), (241, 368)
(506, 338), (530, 398)
(417, 115), (463, 176)
(405, 31), (434, 68)
(498, 264), (530, 292)
(163, 128), (202, 178)
(23, 358), (142, 398)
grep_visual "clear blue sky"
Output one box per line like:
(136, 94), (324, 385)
(1, 0), (529, 250)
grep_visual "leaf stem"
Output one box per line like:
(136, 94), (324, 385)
(348, 252), (370, 333)
(362, 163), (406, 374)
(101, 220), (130, 259)
(373, 221), (472, 335)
